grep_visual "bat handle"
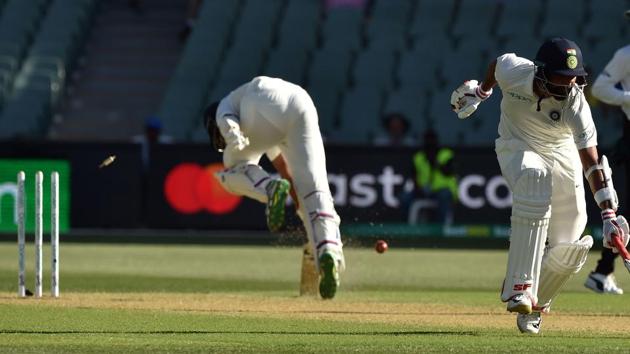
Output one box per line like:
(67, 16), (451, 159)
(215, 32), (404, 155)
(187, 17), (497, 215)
(611, 234), (630, 261)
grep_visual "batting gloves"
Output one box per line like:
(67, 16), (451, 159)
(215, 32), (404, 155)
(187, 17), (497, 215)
(450, 80), (493, 119)
(601, 209), (630, 252)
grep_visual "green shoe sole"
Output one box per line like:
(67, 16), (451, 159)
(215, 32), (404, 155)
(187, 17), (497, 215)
(319, 252), (339, 300)
(266, 179), (290, 233)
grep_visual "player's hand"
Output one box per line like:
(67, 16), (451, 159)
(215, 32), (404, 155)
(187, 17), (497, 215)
(601, 209), (630, 252)
(450, 80), (492, 119)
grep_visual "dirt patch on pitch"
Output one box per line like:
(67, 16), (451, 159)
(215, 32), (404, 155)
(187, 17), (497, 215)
(1, 292), (628, 334)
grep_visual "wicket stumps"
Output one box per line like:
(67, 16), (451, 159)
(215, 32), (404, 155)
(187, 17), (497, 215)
(17, 171), (60, 298)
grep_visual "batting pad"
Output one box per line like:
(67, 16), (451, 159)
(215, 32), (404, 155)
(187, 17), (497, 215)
(214, 163), (270, 203)
(501, 169), (552, 303)
(300, 191), (344, 272)
(536, 235), (593, 312)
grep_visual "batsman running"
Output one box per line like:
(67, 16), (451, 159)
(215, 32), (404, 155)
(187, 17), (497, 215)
(451, 37), (630, 334)
(203, 76), (345, 299)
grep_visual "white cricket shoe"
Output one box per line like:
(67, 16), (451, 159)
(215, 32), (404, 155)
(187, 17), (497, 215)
(584, 272), (624, 295)
(507, 294), (532, 314)
(517, 312), (542, 334)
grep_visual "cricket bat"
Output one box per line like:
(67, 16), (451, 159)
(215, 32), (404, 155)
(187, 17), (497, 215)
(611, 234), (630, 274)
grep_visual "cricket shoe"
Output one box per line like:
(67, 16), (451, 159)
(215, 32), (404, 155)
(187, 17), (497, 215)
(517, 312), (542, 334)
(506, 294), (533, 314)
(265, 179), (290, 233)
(318, 251), (340, 300)
(584, 272), (624, 295)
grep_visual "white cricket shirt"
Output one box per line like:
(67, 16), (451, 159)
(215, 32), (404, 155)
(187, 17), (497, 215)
(591, 44), (630, 120)
(495, 53), (597, 152)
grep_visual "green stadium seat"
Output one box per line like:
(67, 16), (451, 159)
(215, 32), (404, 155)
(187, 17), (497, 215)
(277, 1), (320, 51)
(307, 81), (341, 136)
(397, 46), (442, 93)
(0, 0), (96, 139)
(231, 0), (283, 52)
(503, 36), (542, 60)
(451, 0), (498, 39)
(365, 0), (411, 48)
(496, 0), (542, 38)
(428, 88), (462, 146)
(583, 0), (626, 41)
(263, 45), (309, 86)
(335, 87), (383, 143)
(383, 88), (427, 135)
(307, 45), (352, 91)
(408, 0), (455, 42)
(321, 7), (363, 49)
(214, 45), (265, 90)
(352, 47), (395, 91)
(539, 0), (585, 40)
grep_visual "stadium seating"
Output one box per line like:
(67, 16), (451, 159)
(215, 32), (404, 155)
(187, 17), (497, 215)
(495, 0), (542, 38)
(0, 0), (96, 139)
(583, 0), (627, 41)
(159, 0), (240, 140)
(365, 0), (412, 50)
(451, 0), (498, 39)
(0, 0), (51, 105)
(336, 87), (383, 143)
(0, 0), (614, 145)
(539, 0), (585, 40)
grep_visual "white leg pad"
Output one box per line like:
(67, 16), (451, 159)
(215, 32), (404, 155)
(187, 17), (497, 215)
(501, 169), (551, 304)
(213, 163), (270, 203)
(536, 235), (593, 312)
(299, 190), (344, 272)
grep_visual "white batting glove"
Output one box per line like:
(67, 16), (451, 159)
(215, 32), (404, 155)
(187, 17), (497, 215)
(601, 209), (630, 252)
(450, 80), (492, 119)
(216, 115), (250, 151)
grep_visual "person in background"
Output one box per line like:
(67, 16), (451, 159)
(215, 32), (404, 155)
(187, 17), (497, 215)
(132, 116), (173, 170)
(373, 112), (417, 147)
(583, 9), (630, 295)
(406, 129), (457, 224)
(179, 0), (204, 41)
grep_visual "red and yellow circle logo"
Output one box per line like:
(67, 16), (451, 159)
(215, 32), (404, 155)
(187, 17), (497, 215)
(164, 163), (242, 214)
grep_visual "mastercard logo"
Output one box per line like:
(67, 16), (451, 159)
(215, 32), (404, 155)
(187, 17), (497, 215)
(164, 163), (242, 214)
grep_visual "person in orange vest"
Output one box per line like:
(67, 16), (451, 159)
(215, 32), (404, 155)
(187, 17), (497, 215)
(409, 129), (458, 223)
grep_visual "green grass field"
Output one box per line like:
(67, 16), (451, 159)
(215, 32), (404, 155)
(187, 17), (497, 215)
(0, 242), (629, 353)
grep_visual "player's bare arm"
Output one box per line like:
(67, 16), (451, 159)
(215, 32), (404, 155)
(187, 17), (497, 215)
(271, 154), (299, 208)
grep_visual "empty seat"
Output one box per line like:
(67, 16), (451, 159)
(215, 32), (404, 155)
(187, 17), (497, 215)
(451, 0), (499, 39)
(583, 0), (626, 41)
(365, 0), (412, 48)
(307, 45), (352, 90)
(503, 36), (542, 60)
(307, 81), (340, 135)
(277, 0), (321, 51)
(409, 0), (455, 41)
(321, 6), (363, 49)
(428, 88), (462, 146)
(214, 45), (266, 92)
(336, 87), (383, 143)
(496, 0), (542, 38)
(263, 45), (309, 85)
(539, 0), (585, 40)
(352, 47), (396, 91)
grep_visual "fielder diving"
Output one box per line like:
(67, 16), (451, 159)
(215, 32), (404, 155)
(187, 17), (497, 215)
(203, 76), (345, 299)
(451, 37), (630, 334)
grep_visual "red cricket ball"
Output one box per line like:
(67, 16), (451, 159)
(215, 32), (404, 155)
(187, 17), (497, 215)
(375, 240), (388, 254)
